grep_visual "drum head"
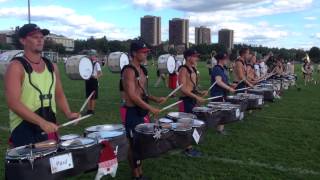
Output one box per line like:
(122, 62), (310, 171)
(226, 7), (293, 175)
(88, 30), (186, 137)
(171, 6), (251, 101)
(60, 134), (80, 141)
(135, 123), (169, 135)
(87, 131), (123, 140)
(85, 124), (124, 133)
(159, 118), (173, 124)
(78, 57), (93, 80)
(6, 146), (57, 160)
(119, 53), (129, 70)
(171, 123), (192, 131)
(167, 112), (197, 120)
(177, 118), (205, 128)
(60, 137), (96, 149)
(192, 106), (211, 112)
(166, 56), (176, 74)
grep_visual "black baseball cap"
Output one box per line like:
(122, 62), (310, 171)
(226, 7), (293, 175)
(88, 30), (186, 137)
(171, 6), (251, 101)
(18, 23), (50, 38)
(130, 40), (150, 53)
(184, 48), (200, 59)
(214, 51), (229, 61)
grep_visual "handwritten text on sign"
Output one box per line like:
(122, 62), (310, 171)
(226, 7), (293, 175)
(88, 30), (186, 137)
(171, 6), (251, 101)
(50, 153), (74, 174)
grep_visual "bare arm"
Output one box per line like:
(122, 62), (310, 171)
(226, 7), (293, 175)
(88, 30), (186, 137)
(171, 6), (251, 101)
(5, 61), (58, 133)
(236, 62), (253, 87)
(215, 76), (233, 92)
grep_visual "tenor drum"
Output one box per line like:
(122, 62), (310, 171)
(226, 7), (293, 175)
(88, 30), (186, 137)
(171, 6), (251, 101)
(60, 134), (80, 141)
(158, 54), (176, 74)
(192, 107), (221, 128)
(133, 123), (173, 160)
(0, 50), (24, 78)
(237, 93), (264, 109)
(170, 122), (194, 149)
(86, 130), (128, 161)
(225, 95), (249, 111)
(207, 102), (243, 123)
(166, 112), (197, 122)
(65, 55), (93, 80)
(84, 124), (124, 135)
(177, 118), (206, 143)
(59, 137), (96, 150)
(248, 87), (275, 102)
(107, 52), (129, 73)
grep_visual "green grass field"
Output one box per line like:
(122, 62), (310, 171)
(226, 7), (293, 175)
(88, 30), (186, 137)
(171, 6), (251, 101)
(1, 62), (320, 180)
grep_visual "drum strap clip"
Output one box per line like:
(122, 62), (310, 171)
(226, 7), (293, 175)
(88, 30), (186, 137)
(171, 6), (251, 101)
(39, 94), (52, 101)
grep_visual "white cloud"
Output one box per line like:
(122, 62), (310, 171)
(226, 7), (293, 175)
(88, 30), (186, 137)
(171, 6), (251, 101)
(0, 5), (132, 40)
(304, 24), (318, 28)
(0, 0), (9, 3)
(304, 16), (317, 20)
(314, 33), (320, 39)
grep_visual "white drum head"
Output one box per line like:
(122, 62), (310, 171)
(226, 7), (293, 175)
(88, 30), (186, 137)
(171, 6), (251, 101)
(119, 53), (129, 70)
(166, 56), (176, 74)
(78, 57), (93, 80)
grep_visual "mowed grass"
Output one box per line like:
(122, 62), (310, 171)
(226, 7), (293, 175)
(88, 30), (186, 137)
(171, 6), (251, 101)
(0, 61), (320, 180)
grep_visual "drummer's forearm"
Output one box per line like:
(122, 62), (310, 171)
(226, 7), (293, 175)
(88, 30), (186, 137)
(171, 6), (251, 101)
(148, 95), (159, 103)
(129, 95), (154, 111)
(181, 88), (199, 100)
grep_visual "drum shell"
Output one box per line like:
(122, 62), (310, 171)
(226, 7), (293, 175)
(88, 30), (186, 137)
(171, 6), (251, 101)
(86, 131), (128, 162)
(133, 130), (174, 160)
(247, 97), (264, 109)
(170, 128), (194, 149)
(225, 97), (249, 111)
(216, 108), (240, 125)
(107, 52), (129, 73)
(0, 50), (24, 79)
(65, 55), (93, 80)
(158, 54), (176, 74)
(192, 109), (221, 128)
(248, 89), (275, 102)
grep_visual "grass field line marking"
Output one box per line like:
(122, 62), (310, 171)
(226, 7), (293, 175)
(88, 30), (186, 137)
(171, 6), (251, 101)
(205, 155), (320, 175)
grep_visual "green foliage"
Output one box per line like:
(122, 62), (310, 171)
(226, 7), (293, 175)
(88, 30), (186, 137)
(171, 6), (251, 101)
(309, 46), (320, 63)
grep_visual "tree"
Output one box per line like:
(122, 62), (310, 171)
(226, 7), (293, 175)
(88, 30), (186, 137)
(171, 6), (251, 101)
(309, 46), (320, 63)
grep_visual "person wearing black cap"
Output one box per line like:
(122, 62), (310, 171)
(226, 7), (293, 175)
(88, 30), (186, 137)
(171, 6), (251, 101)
(120, 40), (167, 180)
(178, 48), (207, 157)
(233, 47), (254, 92)
(210, 52), (236, 135)
(4, 24), (79, 147)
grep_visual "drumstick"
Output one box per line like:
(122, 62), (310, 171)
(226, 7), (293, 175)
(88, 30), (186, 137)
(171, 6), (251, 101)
(235, 87), (252, 92)
(207, 82), (217, 91)
(79, 91), (95, 113)
(59, 114), (92, 128)
(159, 100), (183, 113)
(41, 114), (92, 135)
(166, 84), (183, 98)
(206, 95), (223, 101)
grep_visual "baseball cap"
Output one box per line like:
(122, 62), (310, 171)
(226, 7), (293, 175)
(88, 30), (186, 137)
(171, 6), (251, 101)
(130, 40), (150, 53)
(183, 48), (200, 59)
(18, 23), (50, 38)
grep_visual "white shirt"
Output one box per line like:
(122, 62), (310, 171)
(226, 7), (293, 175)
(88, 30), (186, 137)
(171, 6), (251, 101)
(92, 61), (102, 77)
(254, 64), (261, 78)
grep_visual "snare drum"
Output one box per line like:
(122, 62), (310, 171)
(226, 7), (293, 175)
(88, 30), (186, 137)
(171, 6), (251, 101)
(133, 123), (173, 160)
(65, 55), (93, 80)
(225, 95), (249, 111)
(192, 107), (221, 128)
(177, 118), (206, 143)
(158, 54), (176, 74)
(166, 112), (197, 122)
(6, 146), (57, 162)
(86, 130), (128, 161)
(59, 137), (96, 150)
(0, 50), (24, 78)
(248, 87), (275, 102)
(207, 103), (242, 124)
(107, 52), (129, 73)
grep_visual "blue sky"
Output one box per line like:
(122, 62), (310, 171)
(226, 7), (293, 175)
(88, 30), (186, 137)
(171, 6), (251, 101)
(0, 0), (319, 49)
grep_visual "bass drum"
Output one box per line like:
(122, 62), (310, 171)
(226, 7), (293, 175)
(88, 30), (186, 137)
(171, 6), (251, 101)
(0, 50), (24, 78)
(65, 55), (93, 80)
(107, 52), (129, 73)
(175, 54), (185, 70)
(158, 54), (176, 74)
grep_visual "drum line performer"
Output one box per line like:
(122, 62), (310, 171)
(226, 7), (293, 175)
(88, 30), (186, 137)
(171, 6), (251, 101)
(4, 24), (79, 147)
(178, 48), (207, 157)
(210, 52), (236, 135)
(120, 40), (167, 180)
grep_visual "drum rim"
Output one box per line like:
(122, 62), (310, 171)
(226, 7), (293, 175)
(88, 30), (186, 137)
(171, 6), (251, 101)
(167, 112), (197, 119)
(59, 137), (96, 150)
(86, 130), (124, 139)
(135, 123), (170, 134)
(60, 134), (81, 141)
(85, 124), (124, 132)
(6, 146), (57, 160)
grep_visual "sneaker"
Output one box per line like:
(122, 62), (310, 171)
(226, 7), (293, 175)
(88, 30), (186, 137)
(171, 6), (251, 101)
(184, 148), (202, 157)
(86, 110), (94, 115)
(217, 129), (228, 136)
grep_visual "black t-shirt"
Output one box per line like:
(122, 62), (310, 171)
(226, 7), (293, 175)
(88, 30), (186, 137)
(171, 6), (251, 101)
(210, 65), (229, 97)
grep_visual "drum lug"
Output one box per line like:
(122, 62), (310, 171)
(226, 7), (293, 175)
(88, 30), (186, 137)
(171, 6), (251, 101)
(27, 148), (35, 170)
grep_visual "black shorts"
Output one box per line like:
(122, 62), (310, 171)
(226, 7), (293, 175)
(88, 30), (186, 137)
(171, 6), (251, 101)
(123, 106), (145, 138)
(85, 78), (99, 99)
(179, 96), (196, 113)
